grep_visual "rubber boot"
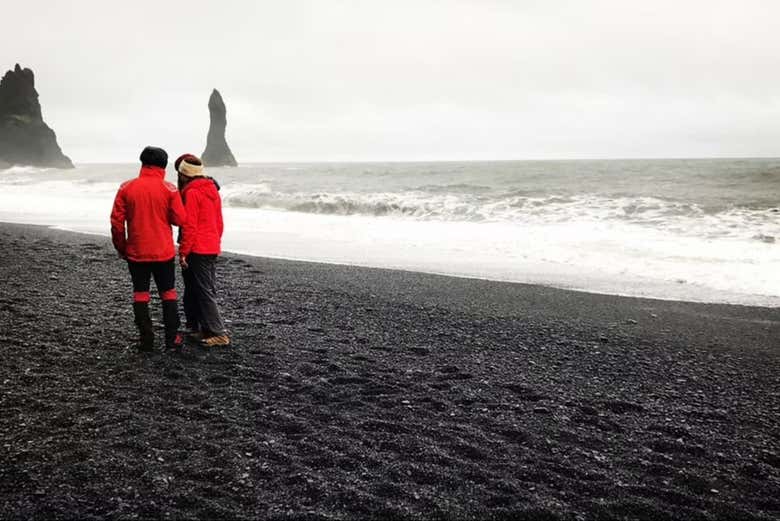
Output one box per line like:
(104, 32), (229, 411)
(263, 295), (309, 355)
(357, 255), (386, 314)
(132, 302), (154, 352)
(162, 300), (182, 349)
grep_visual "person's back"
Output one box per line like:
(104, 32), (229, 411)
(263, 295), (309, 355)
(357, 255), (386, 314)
(112, 161), (184, 262)
(110, 146), (187, 352)
(179, 176), (223, 257)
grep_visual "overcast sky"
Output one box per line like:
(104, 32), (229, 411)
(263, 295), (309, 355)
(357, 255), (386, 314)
(3, 0), (780, 162)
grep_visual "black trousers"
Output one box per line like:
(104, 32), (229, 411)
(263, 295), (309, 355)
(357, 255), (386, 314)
(127, 258), (177, 302)
(182, 253), (226, 335)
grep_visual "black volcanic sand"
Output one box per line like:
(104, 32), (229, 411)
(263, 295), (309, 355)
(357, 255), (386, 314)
(0, 222), (778, 521)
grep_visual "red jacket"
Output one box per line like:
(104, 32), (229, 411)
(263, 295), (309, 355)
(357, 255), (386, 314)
(110, 166), (187, 262)
(179, 177), (224, 257)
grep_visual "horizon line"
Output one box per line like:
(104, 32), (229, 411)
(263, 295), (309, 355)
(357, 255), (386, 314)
(69, 154), (780, 165)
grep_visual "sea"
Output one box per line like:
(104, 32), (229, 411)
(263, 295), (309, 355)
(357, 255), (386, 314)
(0, 158), (778, 307)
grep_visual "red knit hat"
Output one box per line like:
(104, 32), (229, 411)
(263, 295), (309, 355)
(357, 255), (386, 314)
(174, 153), (201, 173)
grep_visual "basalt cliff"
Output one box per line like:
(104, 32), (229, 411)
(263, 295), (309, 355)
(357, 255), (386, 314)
(202, 89), (237, 167)
(0, 64), (73, 169)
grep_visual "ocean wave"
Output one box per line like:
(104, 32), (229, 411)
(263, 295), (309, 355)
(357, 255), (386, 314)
(413, 183), (493, 194)
(220, 185), (780, 241)
(222, 187), (471, 219)
(753, 234), (776, 243)
(0, 165), (54, 175)
(0, 165), (56, 185)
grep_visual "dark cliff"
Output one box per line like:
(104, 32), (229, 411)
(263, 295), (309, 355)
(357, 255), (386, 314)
(201, 89), (237, 167)
(0, 64), (73, 169)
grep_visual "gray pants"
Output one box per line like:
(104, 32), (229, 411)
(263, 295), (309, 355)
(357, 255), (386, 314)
(182, 253), (226, 335)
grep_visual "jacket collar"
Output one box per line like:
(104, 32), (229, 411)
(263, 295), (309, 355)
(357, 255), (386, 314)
(139, 165), (166, 179)
(182, 176), (209, 193)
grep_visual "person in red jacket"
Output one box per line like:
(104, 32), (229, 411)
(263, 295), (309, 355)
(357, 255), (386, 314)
(110, 146), (187, 351)
(175, 153), (230, 347)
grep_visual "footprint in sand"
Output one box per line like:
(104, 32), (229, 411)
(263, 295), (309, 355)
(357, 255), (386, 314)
(498, 426), (531, 445)
(646, 438), (707, 458)
(330, 376), (370, 386)
(434, 365), (473, 380)
(272, 418), (309, 438)
(503, 383), (548, 402)
(207, 375), (232, 386)
(163, 369), (184, 380)
(450, 442), (487, 461)
(601, 400), (645, 414)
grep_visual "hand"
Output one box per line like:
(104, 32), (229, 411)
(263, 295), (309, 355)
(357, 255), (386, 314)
(179, 255), (188, 269)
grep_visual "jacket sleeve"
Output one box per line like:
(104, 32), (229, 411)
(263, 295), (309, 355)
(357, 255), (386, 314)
(110, 188), (127, 256)
(169, 190), (187, 227)
(217, 198), (224, 239)
(179, 190), (200, 257)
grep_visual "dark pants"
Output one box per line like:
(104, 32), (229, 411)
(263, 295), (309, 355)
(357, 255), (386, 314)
(127, 259), (177, 301)
(182, 253), (226, 336)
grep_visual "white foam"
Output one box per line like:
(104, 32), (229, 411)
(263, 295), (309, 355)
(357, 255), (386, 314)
(0, 165), (54, 175)
(0, 167), (778, 307)
(216, 186), (780, 243)
(218, 208), (780, 307)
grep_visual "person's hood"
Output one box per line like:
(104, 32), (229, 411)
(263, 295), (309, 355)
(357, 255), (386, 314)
(183, 176), (221, 201)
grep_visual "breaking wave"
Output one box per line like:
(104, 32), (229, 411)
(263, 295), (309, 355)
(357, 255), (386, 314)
(0, 159), (776, 306)
(220, 185), (780, 242)
(0, 165), (54, 174)
(0, 165), (57, 184)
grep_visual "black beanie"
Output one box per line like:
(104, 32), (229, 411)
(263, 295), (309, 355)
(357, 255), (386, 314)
(139, 146), (168, 169)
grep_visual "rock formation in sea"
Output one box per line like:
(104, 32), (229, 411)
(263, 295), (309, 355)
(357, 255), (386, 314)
(0, 64), (73, 169)
(201, 89), (237, 167)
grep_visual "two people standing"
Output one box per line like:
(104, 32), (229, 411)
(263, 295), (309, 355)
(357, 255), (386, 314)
(110, 146), (229, 351)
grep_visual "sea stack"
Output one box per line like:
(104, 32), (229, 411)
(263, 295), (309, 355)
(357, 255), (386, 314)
(202, 89), (237, 167)
(0, 64), (73, 169)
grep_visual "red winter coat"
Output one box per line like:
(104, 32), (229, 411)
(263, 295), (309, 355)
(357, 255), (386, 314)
(110, 166), (187, 262)
(179, 177), (224, 257)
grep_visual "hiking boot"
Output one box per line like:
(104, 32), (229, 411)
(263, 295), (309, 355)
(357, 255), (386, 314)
(201, 334), (230, 347)
(166, 332), (185, 350)
(185, 330), (203, 342)
(133, 302), (154, 352)
(162, 300), (182, 350)
(182, 324), (203, 341)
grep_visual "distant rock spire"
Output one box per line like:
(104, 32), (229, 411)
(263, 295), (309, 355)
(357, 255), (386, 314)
(0, 63), (73, 169)
(202, 89), (237, 167)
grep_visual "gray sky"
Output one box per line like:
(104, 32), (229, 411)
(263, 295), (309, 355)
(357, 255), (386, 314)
(3, 0), (780, 162)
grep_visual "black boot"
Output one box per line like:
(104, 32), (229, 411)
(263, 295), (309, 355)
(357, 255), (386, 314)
(132, 302), (154, 352)
(162, 300), (182, 349)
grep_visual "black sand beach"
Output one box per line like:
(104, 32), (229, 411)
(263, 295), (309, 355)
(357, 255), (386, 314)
(0, 222), (778, 520)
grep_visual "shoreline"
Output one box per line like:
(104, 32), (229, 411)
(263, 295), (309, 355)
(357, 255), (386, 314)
(225, 247), (780, 310)
(5, 219), (779, 310)
(4, 221), (780, 355)
(1, 221), (778, 519)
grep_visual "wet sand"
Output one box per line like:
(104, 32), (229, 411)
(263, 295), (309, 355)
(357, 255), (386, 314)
(0, 222), (778, 520)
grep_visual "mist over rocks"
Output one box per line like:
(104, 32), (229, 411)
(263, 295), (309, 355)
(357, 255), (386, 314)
(201, 89), (237, 167)
(0, 64), (73, 169)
